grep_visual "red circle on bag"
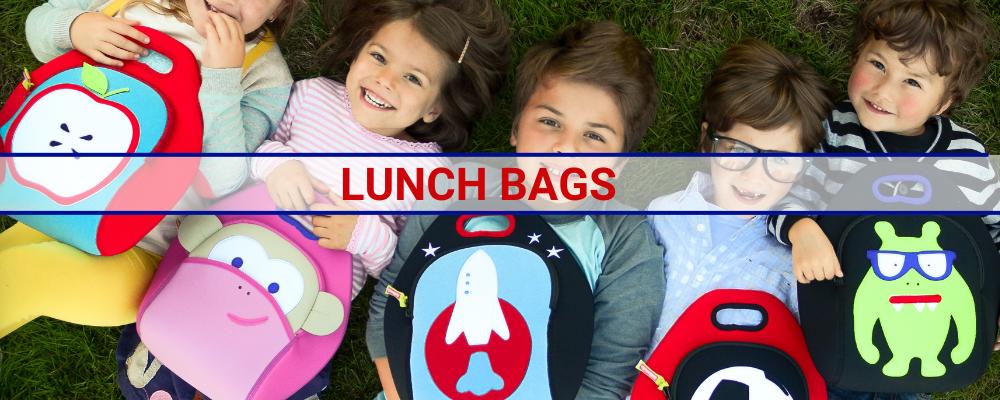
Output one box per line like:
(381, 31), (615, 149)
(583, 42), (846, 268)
(425, 301), (532, 399)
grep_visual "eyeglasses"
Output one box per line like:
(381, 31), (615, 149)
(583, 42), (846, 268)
(865, 250), (956, 281)
(709, 133), (809, 184)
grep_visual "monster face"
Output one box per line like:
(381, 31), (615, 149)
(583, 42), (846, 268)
(853, 221), (976, 378)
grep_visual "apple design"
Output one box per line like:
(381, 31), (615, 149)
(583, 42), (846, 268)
(6, 63), (139, 204)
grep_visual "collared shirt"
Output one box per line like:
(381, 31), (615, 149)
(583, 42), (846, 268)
(647, 172), (797, 350)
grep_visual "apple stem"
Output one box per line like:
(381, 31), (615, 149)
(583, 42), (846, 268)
(103, 88), (130, 98)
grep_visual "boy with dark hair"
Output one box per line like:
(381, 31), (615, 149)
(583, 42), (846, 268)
(764, 1), (999, 398)
(367, 20), (665, 399)
(647, 38), (833, 347)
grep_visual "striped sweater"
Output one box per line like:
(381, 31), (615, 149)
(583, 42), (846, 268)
(767, 101), (1000, 250)
(251, 78), (445, 299)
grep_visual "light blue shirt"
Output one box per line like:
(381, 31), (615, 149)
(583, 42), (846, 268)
(647, 172), (798, 350)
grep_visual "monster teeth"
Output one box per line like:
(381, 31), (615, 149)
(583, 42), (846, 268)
(892, 304), (903, 312)
(914, 303), (925, 312)
(928, 303), (937, 311)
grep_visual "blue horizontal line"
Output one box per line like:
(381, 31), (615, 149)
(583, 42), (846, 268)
(3, 210), (997, 216)
(0, 152), (991, 158)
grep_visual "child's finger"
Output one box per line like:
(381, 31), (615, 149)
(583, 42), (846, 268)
(309, 176), (329, 194)
(204, 17), (220, 43)
(297, 183), (315, 206)
(802, 267), (815, 283)
(210, 12), (231, 40)
(110, 22), (150, 45)
(108, 35), (147, 58)
(86, 50), (124, 67)
(833, 259), (844, 278)
(224, 14), (243, 41)
(98, 41), (139, 60)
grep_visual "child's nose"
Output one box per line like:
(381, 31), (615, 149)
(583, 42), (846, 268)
(375, 68), (394, 91)
(551, 135), (575, 153)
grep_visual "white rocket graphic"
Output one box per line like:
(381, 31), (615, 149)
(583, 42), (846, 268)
(445, 250), (510, 346)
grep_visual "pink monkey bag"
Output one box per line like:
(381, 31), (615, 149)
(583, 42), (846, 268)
(136, 183), (353, 399)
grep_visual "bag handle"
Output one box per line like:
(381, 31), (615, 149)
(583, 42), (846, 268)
(871, 174), (932, 205)
(710, 303), (768, 332)
(455, 215), (516, 238)
(101, 0), (272, 72)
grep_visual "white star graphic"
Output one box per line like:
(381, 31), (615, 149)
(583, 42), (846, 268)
(527, 233), (542, 244)
(422, 242), (440, 257)
(546, 246), (564, 258)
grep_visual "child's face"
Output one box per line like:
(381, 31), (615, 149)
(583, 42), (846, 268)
(510, 77), (625, 203)
(707, 122), (803, 214)
(848, 39), (952, 136)
(345, 19), (449, 138)
(186, 0), (283, 36)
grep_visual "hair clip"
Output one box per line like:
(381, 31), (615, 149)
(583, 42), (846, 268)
(457, 36), (471, 64)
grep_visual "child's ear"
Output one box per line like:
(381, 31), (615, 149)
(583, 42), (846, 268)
(422, 102), (442, 124)
(699, 122), (709, 151)
(509, 127), (518, 147)
(935, 96), (954, 116)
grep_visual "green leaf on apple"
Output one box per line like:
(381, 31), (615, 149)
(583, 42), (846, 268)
(81, 62), (130, 99)
(81, 63), (108, 95)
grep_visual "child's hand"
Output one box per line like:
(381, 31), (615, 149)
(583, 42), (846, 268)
(69, 12), (149, 67)
(788, 218), (843, 284)
(202, 11), (245, 69)
(265, 160), (328, 210)
(310, 195), (359, 251)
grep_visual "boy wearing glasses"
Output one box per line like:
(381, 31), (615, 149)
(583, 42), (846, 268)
(645, 39), (832, 346)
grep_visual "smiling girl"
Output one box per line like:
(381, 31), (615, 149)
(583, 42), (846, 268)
(249, 0), (510, 300)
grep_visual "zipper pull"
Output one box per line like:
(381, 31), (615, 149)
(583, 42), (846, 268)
(385, 284), (408, 308)
(635, 360), (670, 393)
(21, 67), (34, 91)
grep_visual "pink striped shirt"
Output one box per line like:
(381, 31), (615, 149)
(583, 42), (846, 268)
(251, 78), (445, 299)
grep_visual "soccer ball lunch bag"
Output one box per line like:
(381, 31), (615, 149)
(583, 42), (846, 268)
(632, 289), (827, 400)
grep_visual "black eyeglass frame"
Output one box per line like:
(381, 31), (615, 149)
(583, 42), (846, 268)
(707, 132), (812, 184)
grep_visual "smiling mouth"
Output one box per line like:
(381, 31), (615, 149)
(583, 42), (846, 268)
(864, 99), (893, 115)
(362, 88), (395, 110)
(540, 162), (564, 178)
(226, 312), (268, 326)
(732, 185), (765, 201)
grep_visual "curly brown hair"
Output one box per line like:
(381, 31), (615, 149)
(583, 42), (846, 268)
(854, 0), (996, 109)
(511, 20), (658, 152)
(322, 0), (511, 151)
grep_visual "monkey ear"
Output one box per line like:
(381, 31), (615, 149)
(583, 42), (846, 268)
(178, 215), (224, 252)
(302, 291), (345, 336)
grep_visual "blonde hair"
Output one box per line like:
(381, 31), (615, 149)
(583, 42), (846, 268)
(115, 0), (305, 39)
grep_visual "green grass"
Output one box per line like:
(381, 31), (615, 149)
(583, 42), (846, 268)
(2, 0), (1000, 398)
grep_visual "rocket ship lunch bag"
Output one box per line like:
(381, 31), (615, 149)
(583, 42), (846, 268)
(631, 289), (827, 400)
(0, 25), (202, 256)
(135, 183), (353, 400)
(801, 160), (1000, 392)
(383, 214), (594, 399)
